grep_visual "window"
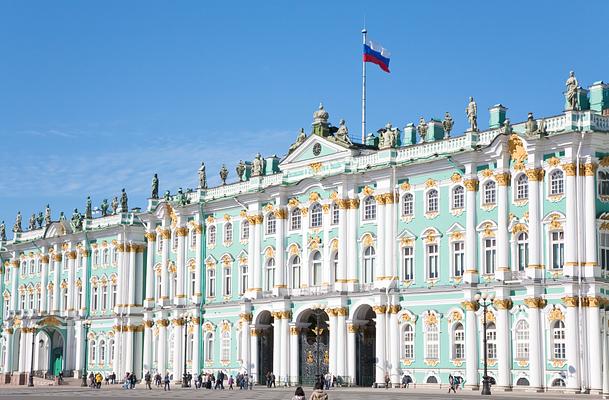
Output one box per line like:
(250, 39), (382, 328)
(76, 286), (82, 310)
(205, 333), (214, 362)
(92, 250), (99, 267)
(402, 193), (414, 216)
(516, 232), (529, 271)
(207, 269), (216, 298)
(89, 340), (97, 363)
(483, 181), (496, 205)
(363, 196), (376, 221)
(190, 229), (197, 248)
(224, 222), (233, 243)
(311, 251), (322, 286)
(19, 292), (26, 310)
(550, 170), (564, 195)
(425, 323), (439, 359)
(515, 174), (529, 200)
(241, 220), (250, 241)
(112, 249), (118, 265)
(402, 246), (414, 280)
(486, 322), (497, 359)
(266, 214), (276, 235)
(190, 271), (196, 296)
(290, 208), (302, 230)
(310, 203), (323, 228)
(515, 320), (529, 360)
(452, 241), (464, 277)
(62, 287), (68, 310)
(600, 232), (609, 272)
(223, 266), (232, 296)
(484, 238), (496, 274)
(453, 323), (465, 359)
(599, 171), (609, 196)
(208, 226), (216, 246)
(332, 252), (338, 282)
(426, 189), (439, 213)
(427, 244), (439, 279)
(3, 298), (8, 316)
(155, 274), (162, 301)
(99, 340), (106, 364)
(551, 231), (564, 269)
(110, 282), (117, 309)
(102, 249), (109, 265)
(363, 246), (375, 283)
(28, 292), (34, 310)
(331, 202), (339, 225)
(91, 286), (98, 311)
(291, 256), (301, 289)
(552, 320), (566, 360)
(157, 237), (163, 252)
(221, 331), (230, 361)
(452, 186), (465, 209)
(240, 264), (248, 294)
(265, 258), (275, 290)
(108, 339), (115, 364)
(101, 285), (107, 310)
(403, 324), (414, 359)
(36, 291), (41, 311)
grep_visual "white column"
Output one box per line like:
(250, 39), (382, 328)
(250, 328), (259, 383)
(144, 232), (156, 308)
(142, 319), (153, 373)
(116, 244), (125, 307)
(602, 310), (609, 395)
(336, 200), (348, 290)
(374, 306), (386, 386)
(192, 316), (201, 374)
(564, 297), (581, 390)
(337, 309), (347, 380)
(128, 245), (137, 305)
(124, 328), (134, 374)
(289, 325), (299, 385)
(300, 210), (310, 287)
(175, 226), (187, 304)
(387, 194), (398, 283)
(328, 310), (337, 376)
(80, 250), (89, 315)
(526, 298), (543, 389)
(253, 216), (262, 291)
(18, 328), (26, 372)
(384, 195), (394, 279)
(280, 314), (289, 385)
(275, 209), (286, 291)
(67, 251), (76, 313)
(346, 322), (356, 385)
(495, 172), (510, 280)
(464, 178), (479, 283)
(40, 256), (49, 313)
(375, 195), (386, 284)
(52, 253), (61, 313)
(74, 321), (83, 373)
(564, 163), (577, 276)
(173, 318), (184, 381)
(194, 225), (202, 303)
(246, 218), (255, 296)
(272, 314), (281, 379)
(240, 314), (251, 375)
(157, 319), (168, 375)
(495, 299), (511, 388)
(464, 301), (479, 388)
(3, 328), (14, 372)
(160, 229), (170, 304)
(526, 169), (543, 279)
(346, 199), (358, 285)
(588, 300), (602, 391)
(584, 163), (598, 277)
(389, 307), (400, 385)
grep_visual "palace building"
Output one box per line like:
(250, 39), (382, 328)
(1, 75), (609, 392)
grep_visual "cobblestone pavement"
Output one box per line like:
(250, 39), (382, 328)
(0, 384), (597, 400)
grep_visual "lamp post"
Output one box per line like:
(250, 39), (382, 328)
(310, 304), (326, 387)
(28, 324), (39, 387)
(475, 292), (495, 396)
(181, 315), (192, 388)
(81, 320), (91, 387)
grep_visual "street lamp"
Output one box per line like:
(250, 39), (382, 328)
(310, 304), (326, 387)
(28, 324), (39, 387)
(181, 315), (192, 388)
(474, 292), (495, 396)
(81, 320), (91, 387)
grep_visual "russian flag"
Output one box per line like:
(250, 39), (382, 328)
(363, 39), (390, 73)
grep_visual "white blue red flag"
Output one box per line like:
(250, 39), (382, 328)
(363, 39), (390, 73)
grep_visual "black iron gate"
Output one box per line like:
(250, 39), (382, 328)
(356, 325), (375, 387)
(299, 334), (329, 386)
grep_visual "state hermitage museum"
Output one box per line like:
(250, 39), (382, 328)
(1, 74), (609, 393)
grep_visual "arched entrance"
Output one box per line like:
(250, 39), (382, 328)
(297, 308), (329, 386)
(256, 310), (274, 384)
(44, 329), (64, 377)
(354, 304), (375, 387)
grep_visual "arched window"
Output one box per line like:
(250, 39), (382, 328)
(363, 196), (376, 221)
(516, 377), (530, 386)
(550, 231), (564, 269)
(291, 256), (301, 289)
(100, 284), (107, 310)
(363, 246), (375, 283)
(550, 170), (564, 195)
(265, 258), (275, 290)
(207, 226), (216, 246)
(402, 193), (414, 216)
(110, 281), (117, 309)
(187, 333), (194, 362)
(223, 265), (232, 296)
(241, 220), (250, 240)
(425, 323), (439, 359)
(290, 208), (302, 231)
(28, 291), (34, 310)
(224, 222), (233, 243)
(426, 189), (439, 213)
(331, 202), (339, 225)
(452, 186), (465, 209)
(402, 245), (414, 280)
(552, 378), (566, 387)
(599, 171), (609, 196)
(207, 268), (216, 298)
(266, 214), (276, 235)
(552, 320), (566, 360)
(426, 244), (439, 279)
(190, 270), (196, 296)
(515, 174), (529, 200)
(155, 272), (162, 300)
(205, 333), (214, 362)
(516, 232), (529, 271)
(310, 203), (323, 228)
(99, 340), (106, 364)
(91, 286), (98, 311)
(92, 250), (99, 266)
(221, 331), (230, 362)
(108, 339), (115, 364)
(453, 323), (465, 359)
(311, 251), (322, 286)
(102, 249), (109, 265)
(240, 264), (248, 294)
(483, 181), (496, 205)
(89, 340), (97, 363)
(486, 322), (497, 359)
(403, 324), (414, 359)
(514, 320), (529, 360)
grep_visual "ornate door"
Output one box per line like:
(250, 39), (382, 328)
(299, 331), (329, 385)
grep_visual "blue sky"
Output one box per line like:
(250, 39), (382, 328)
(1, 0), (608, 235)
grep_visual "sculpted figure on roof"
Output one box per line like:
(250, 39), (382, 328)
(565, 71), (579, 110)
(36, 212), (43, 229)
(13, 212), (22, 233)
(335, 119), (352, 145)
(120, 189), (128, 213)
(236, 160), (245, 182)
(442, 112), (454, 137)
(28, 213), (36, 231)
(111, 197), (118, 215)
(198, 162), (207, 189)
(44, 204), (51, 226)
(85, 196), (92, 219)
(0, 221), (5, 241)
(71, 208), (83, 231)
(466, 96), (478, 132)
(252, 153), (264, 177)
(100, 199), (109, 217)
(417, 117), (428, 142)
(151, 174), (159, 199)
(288, 128), (307, 153)
(220, 165), (229, 185)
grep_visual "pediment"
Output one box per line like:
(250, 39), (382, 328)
(43, 221), (72, 239)
(280, 134), (357, 168)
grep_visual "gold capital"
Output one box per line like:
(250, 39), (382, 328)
(463, 179), (479, 191)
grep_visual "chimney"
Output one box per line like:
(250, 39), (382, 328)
(488, 104), (507, 129)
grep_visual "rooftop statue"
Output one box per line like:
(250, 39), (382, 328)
(288, 128), (307, 153)
(59, 211), (66, 222)
(71, 208), (83, 231)
(13, 211), (22, 233)
(28, 213), (36, 231)
(100, 199), (109, 217)
(417, 117), (428, 142)
(335, 119), (352, 145)
(198, 162), (207, 189)
(36, 212), (43, 229)
(502, 118), (513, 135)
(252, 153), (264, 177)
(442, 112), (454, 138)
(378, 123), (398, 149)
(236, 160), (245, 182)
(219, 164), (229, 185)
(85, 196), (92, 219)
(151, 173), (159, 199)
(120, 189), (128, 213)
(0, 221), (5, 241)
(44, 204), (51, 226)
(176, 187), (187, 206)
(466, 96), (478, 132)
(163, 190), (171, 201)
(525, 112), (547, 137)
(566, 71), (579, 110)
(111, 197), (119, 215)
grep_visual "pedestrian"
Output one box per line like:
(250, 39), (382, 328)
(448, 374), (456, 393)
(228, 374), (234, 389)
(384, 372), (390, 389)
(164, 372), (171, 391)
(130, 372), (137, 389)
(271, 372), (276, 388)
(292, 386), (306, 400)
(95, 372), (103, 389)
(309, 381), (328, 400)
(145, 371), (152, 390)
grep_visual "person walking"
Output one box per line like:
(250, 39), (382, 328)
(145, 371), (152, 390)
(309, 382), (328, 400)
(163, 372), (171, 391)
(228, 374), (234, 389)
(384, 372), (390, 389)
(292, 386), (306, 400)
(448, 374), (457, 394)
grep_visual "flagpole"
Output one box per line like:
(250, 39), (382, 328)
(361, 28), (367, 143)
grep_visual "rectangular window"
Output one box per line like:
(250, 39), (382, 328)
(240, 265), (248, 294)
(241, 221), (250, 241)
(599, 233), (609, 272)
(454, 329), (465, 359)
(331, 205), (339, 225)
(207, 269), (216, 298)
(484, 238), (496, 274)
(427, 244), (439, 279)
(452, 241), (464, 277)
(224, 267), (232, 296)
(551, 231), (564, 270)
(402, 246), (414, 280)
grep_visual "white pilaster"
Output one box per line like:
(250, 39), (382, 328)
(52, 251), (61, 313)
(250, 328), (259, 383)
(40, 255), (49, 313)
(272, 314), (281, 380)
(464, 300), (479, 388)
(336, 310), (347, 379)
(389, 308), (400, 385)
(172, 318), (184, 382)
(289, 325), (299, 385)
(464, 176), (479, 283)
(79, 249), (89, 316)
(144, 231), (156, 308)
(526, 296), (544, 389)
(280, 315), (289, 385)
(157, 318), (168, 375)
(495, 172), (510, 280)
(564, 296), (581, 390)
(374, 306), (386, 386)
(584, 162), (598, 277)
(275, 207), (286, 292)
(375, 195), (386, 285)
(588, 300), (602, 391)
(564, 163), (577, 276)
(328, 311), (337, 376)
(495, 296), (511, 388)
(346, 322), (356, 385)
(128, 245), (137, 306)
(160, 228), (170, 305)
(336, 199), (348, 291)
(526, 168), (543, 279)
(175, 225), (187, 305)
(194, 225), (202, 303)
(67, 250), (76, 314)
